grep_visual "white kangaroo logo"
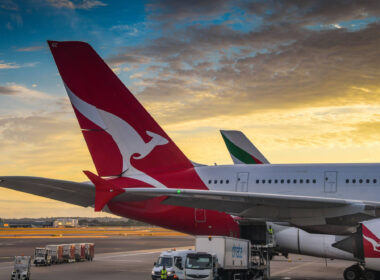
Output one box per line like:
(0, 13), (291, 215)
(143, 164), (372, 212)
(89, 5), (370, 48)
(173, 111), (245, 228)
(65, 84), (169, 188)
(363, 234), (380, 253)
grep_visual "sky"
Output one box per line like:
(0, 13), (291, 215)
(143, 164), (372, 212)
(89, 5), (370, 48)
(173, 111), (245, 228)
(0, 0), (380, 218)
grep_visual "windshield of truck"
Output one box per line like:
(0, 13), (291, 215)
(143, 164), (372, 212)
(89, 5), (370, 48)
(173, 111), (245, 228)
(14, 257), (30, 270)
(156, 257), (172, 267)
(185, 255), (212, 269)
(35, 249), (45, 257)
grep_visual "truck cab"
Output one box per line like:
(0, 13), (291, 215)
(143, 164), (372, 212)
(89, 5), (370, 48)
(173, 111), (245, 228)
(184, 252), (218, 280)
(152, 249), (195, 280)
(11, 256), (31, 280)
(34, 247), (51, 266)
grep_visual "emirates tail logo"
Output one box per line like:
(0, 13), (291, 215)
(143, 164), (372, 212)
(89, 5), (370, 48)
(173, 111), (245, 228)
(65, 84), (169, 188)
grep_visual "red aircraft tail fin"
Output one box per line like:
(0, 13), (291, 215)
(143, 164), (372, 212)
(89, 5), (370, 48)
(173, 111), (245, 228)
(48, 40), (194, 178)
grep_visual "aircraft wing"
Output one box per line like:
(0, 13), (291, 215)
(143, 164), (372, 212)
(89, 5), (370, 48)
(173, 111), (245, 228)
(0, 176), (95, 207)
(122, 187), (380, 232)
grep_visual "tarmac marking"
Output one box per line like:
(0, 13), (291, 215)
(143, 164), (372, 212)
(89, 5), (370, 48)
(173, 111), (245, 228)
(0, 264), (13, 270)
(0, 235), (109, 239)
(96, 246), (194, 260)
(271, 261), (311, 276)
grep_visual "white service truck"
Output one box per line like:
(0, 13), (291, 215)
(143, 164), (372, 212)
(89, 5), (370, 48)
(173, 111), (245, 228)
(184, 236), (258, 280)
(34, 247), (52, 266)
(152, 249), (195, 280)
(11, 256), (31, 280)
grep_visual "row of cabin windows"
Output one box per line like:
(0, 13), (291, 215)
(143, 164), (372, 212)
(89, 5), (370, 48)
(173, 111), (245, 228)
(345, 178), (377, 184)
(208, 179), (230, 184)
(256, 179), (316, 184)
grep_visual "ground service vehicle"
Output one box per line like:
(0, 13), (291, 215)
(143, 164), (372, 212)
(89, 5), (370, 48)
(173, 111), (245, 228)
(33, 248), (51, 266)
(11, 256), (31, 280)
(46, 245), (63, 264)
(84, 243), (94, 261)
(74, 244), (86, 262)
(62, 244), (75, 263)
(152, 249), (195, 280)
(186, 236), (255, 280)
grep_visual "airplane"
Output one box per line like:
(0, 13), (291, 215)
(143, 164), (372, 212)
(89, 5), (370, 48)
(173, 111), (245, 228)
(0, 41), (379, 279)
(220, 130), (380, 279)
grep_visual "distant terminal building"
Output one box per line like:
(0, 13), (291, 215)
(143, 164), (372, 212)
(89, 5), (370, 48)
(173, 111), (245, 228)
(53, 218), (79, 228)
(0, 219), (52, 228)
(0, 218), (8, 228)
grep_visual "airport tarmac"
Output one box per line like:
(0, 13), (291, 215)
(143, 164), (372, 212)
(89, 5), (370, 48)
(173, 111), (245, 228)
(0, 235), (354, 280)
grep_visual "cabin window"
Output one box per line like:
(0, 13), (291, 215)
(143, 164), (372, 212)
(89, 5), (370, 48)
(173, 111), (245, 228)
(214, 180), (217, 184)
(366, 179), (370, 184)
(220, 180), (223, 184)
(359, 179), (363, 184)
(262, 180), (266, 184)
(287, 179), (291, 184)
(345, 179), (349, 184)
(226, 180), (229, 184)
(352, 179), (356, 184)
(313, 179), (316, 184)
(256, 179), (259, 184)
(208, 180), (212, 184)
(293, 179), (297, 184)
(268, 179), (272, 184)
(274, 179), (278, 184)
(281, 179), (284, 184)
(374, 179), (377, 184)
(306, 179), (310, 184)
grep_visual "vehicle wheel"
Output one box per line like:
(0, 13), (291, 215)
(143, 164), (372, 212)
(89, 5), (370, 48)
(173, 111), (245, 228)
(344, 265), (361, 280)
(364, 270), (379, 280)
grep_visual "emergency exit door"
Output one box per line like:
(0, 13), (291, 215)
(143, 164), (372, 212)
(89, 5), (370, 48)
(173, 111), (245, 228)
(236, 172), (249, 192)
(324, 171), (338, 193)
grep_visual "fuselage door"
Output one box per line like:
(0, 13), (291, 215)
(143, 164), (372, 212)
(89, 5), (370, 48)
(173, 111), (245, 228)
(236, 172), (249, 192)
(195, 208), (206, 223)
(324, 171), (338, 193)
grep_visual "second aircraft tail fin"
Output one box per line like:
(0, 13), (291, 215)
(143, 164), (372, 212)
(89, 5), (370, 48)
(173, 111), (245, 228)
(220, 130), (269, 164)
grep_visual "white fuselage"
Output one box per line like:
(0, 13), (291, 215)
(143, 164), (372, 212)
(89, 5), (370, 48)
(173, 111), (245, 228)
(195, 163), (380, 203)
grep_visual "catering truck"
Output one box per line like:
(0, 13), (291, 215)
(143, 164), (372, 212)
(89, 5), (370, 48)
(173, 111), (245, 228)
(46, 245), (63, 264)
(152, 249), (195, 280)
(74, 244), (86, 262)
(62, 244), (75, 263)
(184, 236), (258, 280)
(84, 243), (94, 261)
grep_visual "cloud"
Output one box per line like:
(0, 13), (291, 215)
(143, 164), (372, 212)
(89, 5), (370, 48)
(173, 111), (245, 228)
(243, 0), (380, 26)
(0, 85), (18, 95)
(146, 0), (231, 21)
(110, 24), (139, 36)
(0, 84), (53, 99)
(0, 61), (39, 70)
(0, 61), (20, 69)
(0, 115), (80, 148)
(46, 0), (107, 10)
(105, 0), (380, 126)
(119, 23), (379, 124)
(16, 45), (44, 52)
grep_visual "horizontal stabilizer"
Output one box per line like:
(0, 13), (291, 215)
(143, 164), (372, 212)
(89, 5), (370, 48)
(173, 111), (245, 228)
(83, 171), (123, 212)
(0, 176), (95, 207)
